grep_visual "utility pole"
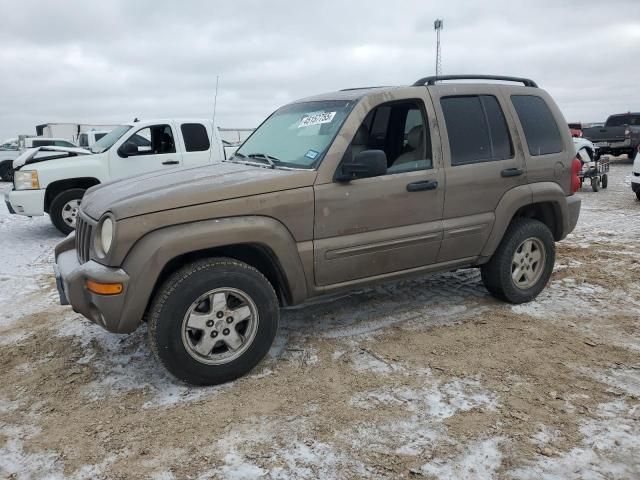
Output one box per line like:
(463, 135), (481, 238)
(434, 19), (443, 77)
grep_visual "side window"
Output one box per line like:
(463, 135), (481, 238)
(345, 99), (432, 176)
(441, 95), (513, 166)
(181, 123), (210, 152)
(126, 125), (175, 156)
(54, 140), (75, 147)
(511, 95), (563, 156)
(32, 140), (54, 147)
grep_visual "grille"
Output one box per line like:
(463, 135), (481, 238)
(75, 216), (92, 264)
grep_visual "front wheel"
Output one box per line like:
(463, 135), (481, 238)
(481, 218), (555, 304)
(148, 258), (279, 385)
(601, 174), (608, 189)
(49, 188), (86, 235)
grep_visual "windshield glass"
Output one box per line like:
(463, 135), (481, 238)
(606, 115), (640, 127)
(90, 125), (132, 153)
(234, 100), (354, 168)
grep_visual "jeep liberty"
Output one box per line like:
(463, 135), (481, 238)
(54, 75), (582, 385)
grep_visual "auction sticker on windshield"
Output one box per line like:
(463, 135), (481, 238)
(299, 112), (336, 128)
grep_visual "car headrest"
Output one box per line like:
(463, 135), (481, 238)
(407, 125), (423, 149)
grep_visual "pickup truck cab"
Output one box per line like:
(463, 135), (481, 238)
(54, 75), (582, 385)
(582, 113), (640, 159)
(0, 137), (78, 182)
(6, 119), (225, 234)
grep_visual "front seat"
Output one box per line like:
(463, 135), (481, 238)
(350, 125), (370, 160)
(394, 125), (424, 166)
(160, 132), (175, 153)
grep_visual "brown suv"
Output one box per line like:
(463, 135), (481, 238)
(54, 75), (582, 385)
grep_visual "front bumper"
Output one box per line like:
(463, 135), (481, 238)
(54, 234), (133, 333)
(5, 189), (46, 216)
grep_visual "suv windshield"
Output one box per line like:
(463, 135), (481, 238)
(234, 100), (354, 168)
(90, 125), (132, 153)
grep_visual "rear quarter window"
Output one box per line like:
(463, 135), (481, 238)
(511, 95), (563, 156)
(181, 123), (210, 152)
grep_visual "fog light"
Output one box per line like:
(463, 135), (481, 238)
(86, 280), (123, 295)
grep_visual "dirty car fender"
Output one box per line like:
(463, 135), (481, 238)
(116, 216), (308, 333)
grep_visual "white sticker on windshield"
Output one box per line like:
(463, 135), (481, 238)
(298, 112), (337, 128)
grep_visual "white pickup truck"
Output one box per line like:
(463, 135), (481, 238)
(5, 119), (229, 234)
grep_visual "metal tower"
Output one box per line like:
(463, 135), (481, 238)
(434, 19), (443, 77)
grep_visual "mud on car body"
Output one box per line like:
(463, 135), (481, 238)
(54, 75), (582, 385)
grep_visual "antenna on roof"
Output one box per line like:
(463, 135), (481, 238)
(212, 75), (220, 127)
(434, 19), (443, 77)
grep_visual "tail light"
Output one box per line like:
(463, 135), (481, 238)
(625, 128), (631, 138)
(570, 157), (581, 195)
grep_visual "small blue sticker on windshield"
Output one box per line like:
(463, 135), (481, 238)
(305, 149), (319, 160)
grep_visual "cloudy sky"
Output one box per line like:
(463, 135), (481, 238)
(0, 0), (638, 140)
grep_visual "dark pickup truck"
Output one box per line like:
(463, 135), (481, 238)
(582, 113), (640, 159)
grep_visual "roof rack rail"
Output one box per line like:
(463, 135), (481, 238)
(413, 75), (538, 88)
(339, 86), (390, 91)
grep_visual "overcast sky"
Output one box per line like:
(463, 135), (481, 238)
(0, 0), (638, 140)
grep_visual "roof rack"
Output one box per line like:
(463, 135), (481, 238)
(339, 86), (390, 92)
(413, 75), (538, 88)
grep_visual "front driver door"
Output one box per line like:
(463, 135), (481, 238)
(313, 95), (444, 286)
(109, 123), (183, 179)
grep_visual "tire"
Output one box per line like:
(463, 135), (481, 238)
(49, 188), (86, 235)
(481, 218), (555, 304)
(148, 257), (279, 385)
(636, 191), (640, 201)
(601, 174), (608, 189)
(0, 160), (13, 182)
(591, 177), (599, 192)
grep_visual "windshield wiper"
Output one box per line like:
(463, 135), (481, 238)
(247, 153), (282, 168)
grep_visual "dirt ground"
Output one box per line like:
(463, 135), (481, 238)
(1, 159), (639, 479)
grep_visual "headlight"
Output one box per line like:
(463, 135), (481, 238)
(14, 170), (39, 190)
(96, 215), (115, 256)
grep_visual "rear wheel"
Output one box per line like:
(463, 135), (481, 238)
(591, 177), (599, 192)
(0, 160), (13, 182)
(49, 188), (86, 235)
(601, 174), (608, 189)
(481, 218), (555, 304)
(636, 191), (640, 201)
(148, 258), (279, 385)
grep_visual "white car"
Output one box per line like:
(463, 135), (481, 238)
(0, 137), (79, 181)
(5, 119), (228, 234)
(631, 146), (640, 200)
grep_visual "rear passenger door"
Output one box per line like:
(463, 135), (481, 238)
(178, 122), (213, 168)
(432, 85), (526, 262)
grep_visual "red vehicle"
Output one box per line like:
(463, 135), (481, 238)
(568, 122), (583, 138)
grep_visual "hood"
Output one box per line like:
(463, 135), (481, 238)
(13, 146), (92, 169)
(81, 162), (317, 220)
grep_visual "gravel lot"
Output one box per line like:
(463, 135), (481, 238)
(1, 159), (639, 479)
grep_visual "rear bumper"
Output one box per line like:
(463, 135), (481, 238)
(5, 189), (45, 216)
(565, 195), (581, 237)
(54, 234), (134, 333)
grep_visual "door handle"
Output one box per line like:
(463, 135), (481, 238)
(406, 180), (438, 192)
(501, 168), (523, 178)
(162, 160), (179, 165)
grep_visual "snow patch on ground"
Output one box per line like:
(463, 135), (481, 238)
(512, 401), (640, 480)
(420, 437), (505, 479)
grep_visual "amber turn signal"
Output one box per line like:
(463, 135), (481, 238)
(86, 280), (123, 295)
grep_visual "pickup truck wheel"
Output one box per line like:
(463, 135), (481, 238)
(481, 218), (555, 304)
(148, 257), (279, 386)
(0, 160), (13, 182)
(49, 188), (86, 235)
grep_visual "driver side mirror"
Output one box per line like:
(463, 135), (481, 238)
(118, 141), (139, 158)
(336, 149), (387, 182)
